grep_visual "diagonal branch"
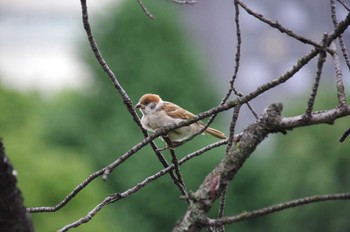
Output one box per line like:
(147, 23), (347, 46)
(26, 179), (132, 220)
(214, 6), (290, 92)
(304, 33), (328, 118)
(331, 43), (347, 107)
(136, 0), (155, 19)
(163, 136), (190, 204)
(205, 192), (350, 226)
(336, 0), (350, 11)
(28, 139), (227, 214)
(56, 140), (227, 231)
(28, 169), (105, 213)
(331, 0), (350, 71)
(236, 0), (335, 54)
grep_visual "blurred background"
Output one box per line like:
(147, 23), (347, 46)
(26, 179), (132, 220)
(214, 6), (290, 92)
(1, 0), (350, 231)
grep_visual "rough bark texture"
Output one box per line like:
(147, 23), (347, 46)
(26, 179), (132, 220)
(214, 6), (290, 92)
(173, 103), (283, 232)
(0, 140), (34, 232)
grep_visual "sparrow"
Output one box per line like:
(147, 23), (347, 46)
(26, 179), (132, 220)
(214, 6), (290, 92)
(135, 93), (226, 142)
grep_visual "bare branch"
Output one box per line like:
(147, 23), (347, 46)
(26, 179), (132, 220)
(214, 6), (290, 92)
(339, 127), (350, 142)
(217, 185), (228, 232)
(281, 106), (350, 129)
(205, 192), (350, 226)
(221, 1), (258, 120)
(173, 103), (284, 232)
(136, 0), (155, 19)
(304, 33), (328, 118)
(29, 139), (227, 214)
(331, 43), (347, 107)
(236, 0), (335, 54)
(57, 140), (227, 231)
(331, 0), (350, 71)
(336, 0), (350, 11)
(226, 104), (241, 153)
(171, 0), (197, 5)
(173, 101), (350, 231)
(163, 136), (190, 204)
(222, 0), (242, 103)
(28, 169), (105, 213)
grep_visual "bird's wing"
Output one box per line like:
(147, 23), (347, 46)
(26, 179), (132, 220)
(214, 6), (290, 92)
(162, 101), (196, 120)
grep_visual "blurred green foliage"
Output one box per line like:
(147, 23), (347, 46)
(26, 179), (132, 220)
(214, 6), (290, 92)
(0, 86), (115, 232)
(1, 0), (350, 231)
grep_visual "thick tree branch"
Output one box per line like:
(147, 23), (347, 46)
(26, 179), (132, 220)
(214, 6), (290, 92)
(173, 104), (284, 232)
(173, 101), (350, 231)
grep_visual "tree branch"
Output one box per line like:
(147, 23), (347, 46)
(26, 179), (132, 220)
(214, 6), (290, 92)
(205, 192), (350, 226)
(173, 104), (284, 232)
(57, 140), (227, 231)
(304, 33), (328, 118)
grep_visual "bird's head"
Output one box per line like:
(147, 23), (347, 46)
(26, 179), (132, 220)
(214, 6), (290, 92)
(135, 93), (162, 115)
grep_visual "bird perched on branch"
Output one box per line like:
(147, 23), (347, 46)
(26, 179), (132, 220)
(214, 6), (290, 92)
(135, 93), (226, 142)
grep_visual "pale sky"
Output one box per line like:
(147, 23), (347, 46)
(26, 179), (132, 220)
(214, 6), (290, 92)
(0, 0), (116, 95)
(1, 0), (348, 98)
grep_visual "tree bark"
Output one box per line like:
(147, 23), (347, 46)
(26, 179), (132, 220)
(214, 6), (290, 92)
(0, 140), (34, 232)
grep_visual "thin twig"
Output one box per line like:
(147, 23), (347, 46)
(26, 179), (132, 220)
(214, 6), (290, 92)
(221, 0), (242, 103)
(171, 0), (197, 5)
(217, 185), (228, 232)
(237, 0), (335, 54)
(136, 0), (155, 19)
(339, 127), (350, 142)
(27, 169), (105, 213)
(331, 43), (347, 107)
(336, 0), (350, 11)
(331, 0), (350, 71)
(221, 1), (258, 120)
(304, 33), (328, 118)
(205, 192), (350, 226)
(163, 136), (190, 204)
(226, 104), (241, 154)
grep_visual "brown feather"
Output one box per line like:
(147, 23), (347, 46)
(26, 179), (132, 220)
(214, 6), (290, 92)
(162, 101), (196, 120)
(163, 101), (226, 139)
(139, 94), (161, 105)
(205, 127), (227, 139)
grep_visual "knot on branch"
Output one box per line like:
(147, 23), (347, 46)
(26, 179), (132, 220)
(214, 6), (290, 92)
(258, 103), (284, 133)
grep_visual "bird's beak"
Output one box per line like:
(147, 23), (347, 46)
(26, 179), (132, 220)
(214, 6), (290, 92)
(135, 103), (143, 109)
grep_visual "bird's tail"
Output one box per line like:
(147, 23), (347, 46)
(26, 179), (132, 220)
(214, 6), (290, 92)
(205, 127), (226, 139)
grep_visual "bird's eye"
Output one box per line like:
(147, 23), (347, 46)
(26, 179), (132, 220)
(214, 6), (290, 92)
(144, 100), (149, 105)
(149, 103), (156, 109)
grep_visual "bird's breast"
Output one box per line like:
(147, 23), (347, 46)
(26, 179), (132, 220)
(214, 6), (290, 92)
(141, 110), (184, 131)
